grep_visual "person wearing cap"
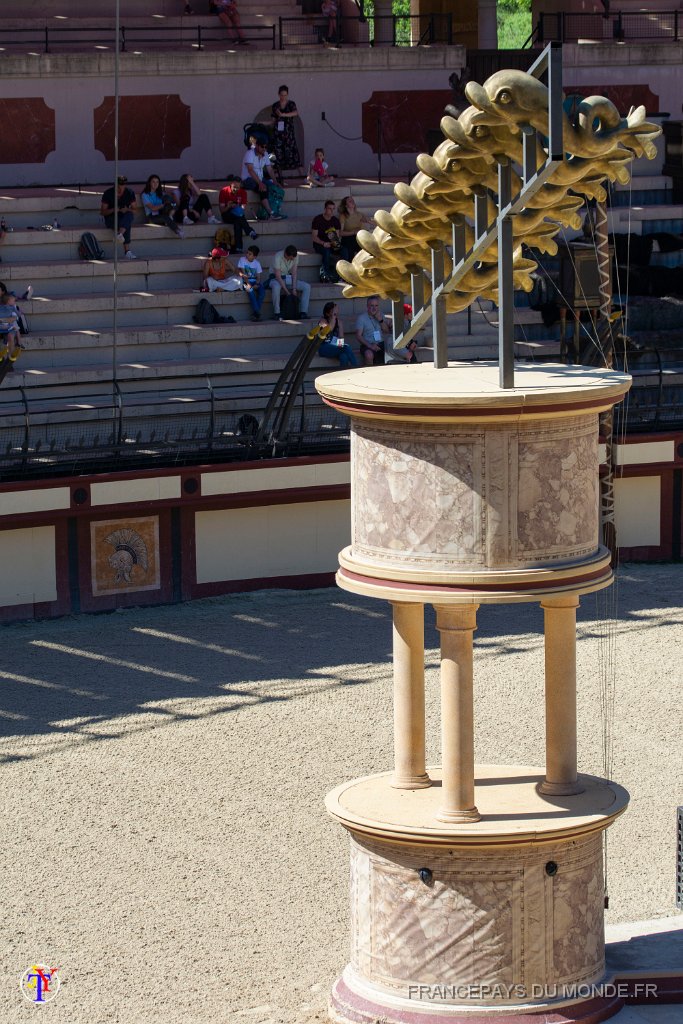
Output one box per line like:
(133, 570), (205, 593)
(100, 176), (137, 259)
(202, 248), (241, 293)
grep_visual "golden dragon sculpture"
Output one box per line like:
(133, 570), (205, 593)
(337, 70), (661, 313)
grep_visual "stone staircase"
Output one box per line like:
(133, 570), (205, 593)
(6, 176), (679, 469)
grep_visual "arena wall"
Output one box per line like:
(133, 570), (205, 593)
(0, 436), (679, 622)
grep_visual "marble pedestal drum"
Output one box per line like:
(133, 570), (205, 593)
(315, 363), (632, 1024)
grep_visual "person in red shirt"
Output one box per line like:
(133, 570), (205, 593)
(218, 176), (257, 254)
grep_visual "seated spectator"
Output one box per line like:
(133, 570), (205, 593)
(311, 200), (342, 283)
(269, 244), (311, 320)
(316, 301), (357, 368)
(100, 175), (137, 259)
(141, 174), (183, 237)
(237, 245), (266, 321)
(241, 142), (283, 221)
(172, 174), (220, 227)
(306, 148), (335, 188)
(0, 292), (22, 364)
(355, 294), (391, 365)
(218, 176), (257, 252)
(213, 0), (247, 44)
(339, 195), (374, 261)
(202, 248), (242, 292)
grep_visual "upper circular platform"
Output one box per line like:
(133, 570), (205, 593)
(326, 764), (630, 847)
(315, 362), (631, 422)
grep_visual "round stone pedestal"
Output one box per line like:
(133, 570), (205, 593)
(315, 363), (633, 1024)
(327, 766), (629, 1024)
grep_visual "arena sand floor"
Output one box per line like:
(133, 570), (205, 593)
(1, 562), (681, 1023)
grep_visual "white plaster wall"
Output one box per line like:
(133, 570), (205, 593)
(194, 499), (350, 583)
(614, 475), (661, 548)
(0, 49), (463, 186)
(0, 526), (58, 606)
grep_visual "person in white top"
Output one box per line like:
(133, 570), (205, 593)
(241, 142), (281, 220)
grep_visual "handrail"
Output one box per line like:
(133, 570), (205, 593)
(535, 9), (680, 44)
(277, 12), (455, 48)
(0, 22), (278, 53)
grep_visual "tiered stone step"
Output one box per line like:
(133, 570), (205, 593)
(0, 181), (584, 420)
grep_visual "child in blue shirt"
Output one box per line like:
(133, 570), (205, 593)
(0, 293), (21, 363)
(237, 246), (265, 321)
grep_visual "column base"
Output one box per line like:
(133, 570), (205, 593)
(329, 967), (625, 1024)
(435, 805), (481, 824)
(392, 772), (432, 790)
(539, 779), (585, 797)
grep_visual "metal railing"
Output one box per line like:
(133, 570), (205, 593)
(0, 369), (350, 479)
(537, 10), (680, 43)
(277, 12), (454, 48)
(0, 23), (277, 53)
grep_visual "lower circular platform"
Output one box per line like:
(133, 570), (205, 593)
(330, 967), (625, 1024)
(326, 767), (629, 1023)
(326, 764), (629, 845)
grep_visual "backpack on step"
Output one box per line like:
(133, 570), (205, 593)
(78, 232), (105, 261)
(192, 298), (235, 325)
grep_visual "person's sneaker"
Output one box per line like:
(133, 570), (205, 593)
(237, 38), (249, 44)
(272, 214), (283, 221)
(125, 250), (137, 260)
(182, 216), (193, 226)
(21, 285), (33, 301)
(249, 231), (258, 240)
(207, 215), (220, 225)
(272, 313), (283, 321)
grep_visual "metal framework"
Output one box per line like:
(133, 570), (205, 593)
(391, 43), (565, 389)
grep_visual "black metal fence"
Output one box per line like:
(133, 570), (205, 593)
(537, 10), (680, 43)
(0, 23), (278, 53)
(0, 13), (456, 54)
(0, 372), (349, 480)
(278, 13), (454, 48)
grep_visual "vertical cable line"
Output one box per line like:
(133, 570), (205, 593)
(112, 0), (120, 412)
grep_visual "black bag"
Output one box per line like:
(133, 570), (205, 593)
(280, 293), (299, 320)
(17, 311), (29, 335)
(192, 298), (235, 325)
(243, 121), (270, 148)
(78, 232), (105, 261)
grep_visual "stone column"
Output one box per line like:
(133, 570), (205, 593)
(539, 594), (584, 796)
(478, 0), (497, 47)
(391, 602), (430, 790)
(373, 0), (394, 44)
(434, 604), (480, 822)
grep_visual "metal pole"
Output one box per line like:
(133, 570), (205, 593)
(431, 245), (447, 368)
(377, 117), (382, 185)
(498, 160), (514, 389)
(113, 0), (120, 403)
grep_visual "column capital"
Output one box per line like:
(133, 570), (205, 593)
(434, 603), (479, 632)
(541, 594), (580, 610)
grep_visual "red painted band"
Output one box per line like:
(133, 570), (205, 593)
(338, 565), (609, 594)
